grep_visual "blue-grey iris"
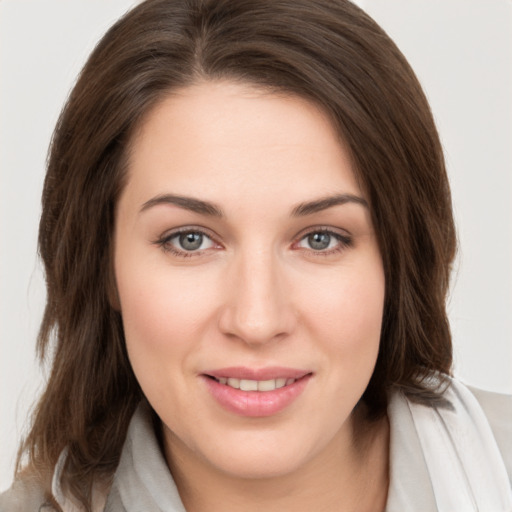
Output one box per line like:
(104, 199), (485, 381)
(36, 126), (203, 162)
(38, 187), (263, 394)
(180, 232), (203, 251)
(308, 232), (331, 250)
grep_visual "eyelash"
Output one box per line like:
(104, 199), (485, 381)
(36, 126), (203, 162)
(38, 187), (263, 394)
(294, 228), (353, 257)
(154, 227), (219, 258)
(154, 227), (352, 258)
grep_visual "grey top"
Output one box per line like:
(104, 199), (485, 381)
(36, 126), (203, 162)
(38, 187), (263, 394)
(1, 381), (511, 511)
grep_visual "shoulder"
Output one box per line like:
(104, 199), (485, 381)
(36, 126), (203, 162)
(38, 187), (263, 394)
(467, 385), (512, 480)
(0, 476), (55, 512)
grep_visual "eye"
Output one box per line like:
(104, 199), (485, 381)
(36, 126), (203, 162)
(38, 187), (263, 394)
(173, 232), (213, 251)
(157, 229), (217, 255)
(295, 229), (352, 253)
(299, 232), (336, 251)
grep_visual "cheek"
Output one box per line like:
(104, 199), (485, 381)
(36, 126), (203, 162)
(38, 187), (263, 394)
(114, 255), (219, 387)
(300, 259), (385, 369)
(115, 264), (220, 422)
(306, 263), (384, 331)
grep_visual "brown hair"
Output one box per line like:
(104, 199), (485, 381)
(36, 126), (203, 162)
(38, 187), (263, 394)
(18, 0), (456, 508)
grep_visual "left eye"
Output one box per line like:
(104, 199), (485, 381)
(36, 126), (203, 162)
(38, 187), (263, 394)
(168, 231), (215, 252)
(297, 231), (345, 251)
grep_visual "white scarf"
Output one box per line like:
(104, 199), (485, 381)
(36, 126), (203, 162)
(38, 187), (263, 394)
(404, 378), (512, 511)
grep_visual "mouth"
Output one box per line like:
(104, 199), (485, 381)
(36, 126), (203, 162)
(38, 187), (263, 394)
(201, 367), (313, 417)
(205, 375), (302, 392)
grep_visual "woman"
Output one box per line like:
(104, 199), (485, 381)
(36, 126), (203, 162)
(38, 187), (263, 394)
(1, 0), (511, 511)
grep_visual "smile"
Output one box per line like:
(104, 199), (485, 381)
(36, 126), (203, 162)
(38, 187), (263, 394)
(212, 377), (296, 391)
(202, 367), (312, 417)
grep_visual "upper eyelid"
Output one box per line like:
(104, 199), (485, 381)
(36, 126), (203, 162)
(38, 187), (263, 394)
(294, 225), (351, 240)
(158, 225), (218, 242)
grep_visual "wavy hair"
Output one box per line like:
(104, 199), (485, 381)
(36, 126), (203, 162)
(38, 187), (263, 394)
(17, 0), (456, 509)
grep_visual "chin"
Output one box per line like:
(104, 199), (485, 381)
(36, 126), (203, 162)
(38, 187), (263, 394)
(212, 448), (310, 481)
(192, 423), (334, 482)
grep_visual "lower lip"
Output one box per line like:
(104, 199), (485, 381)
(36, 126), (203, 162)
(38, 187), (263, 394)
(202, 375), (311, 417)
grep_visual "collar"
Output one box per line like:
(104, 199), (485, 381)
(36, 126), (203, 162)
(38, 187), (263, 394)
(104, 400), (186, 511)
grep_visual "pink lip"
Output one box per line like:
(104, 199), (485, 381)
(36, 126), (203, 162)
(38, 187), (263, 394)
(201, 367), (312, 417)
(205, 366), (310, 381)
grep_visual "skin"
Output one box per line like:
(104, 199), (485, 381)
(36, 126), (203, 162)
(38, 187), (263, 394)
(114, 80), (389, 512)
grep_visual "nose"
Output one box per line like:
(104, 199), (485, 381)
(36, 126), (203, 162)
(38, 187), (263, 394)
(217, 249), (296, 346)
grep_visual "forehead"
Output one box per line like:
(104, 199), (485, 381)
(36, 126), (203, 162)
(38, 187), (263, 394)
(123, 80), (362, 209)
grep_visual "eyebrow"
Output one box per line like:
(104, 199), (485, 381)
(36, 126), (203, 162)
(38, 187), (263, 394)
(140, 194), (224, 217)
(139, 192), (368, 217)
(291, 193), (368, 216)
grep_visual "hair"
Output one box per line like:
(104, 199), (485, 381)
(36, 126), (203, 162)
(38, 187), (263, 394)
(17, 0), (456, 509)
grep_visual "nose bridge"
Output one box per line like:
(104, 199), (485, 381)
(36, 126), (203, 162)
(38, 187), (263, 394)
(219, 245), (294, 344)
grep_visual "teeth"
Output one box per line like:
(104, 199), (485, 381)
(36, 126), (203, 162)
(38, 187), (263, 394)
(218, 377), (297, 391)
(258, 379), (277, 391)
(227, 378), (240, 389)
(240, 379), (258, 391)
(275, 378), (286, 389)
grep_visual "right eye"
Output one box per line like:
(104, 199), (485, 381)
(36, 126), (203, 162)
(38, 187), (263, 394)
(157, 229), (217, 256)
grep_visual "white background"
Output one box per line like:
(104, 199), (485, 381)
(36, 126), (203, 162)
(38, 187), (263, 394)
(1, 0), (511, 492)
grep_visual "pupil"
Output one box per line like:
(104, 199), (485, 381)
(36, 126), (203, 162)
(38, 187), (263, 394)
(180, 232), (202, 251)
(308, 232), (330, 250)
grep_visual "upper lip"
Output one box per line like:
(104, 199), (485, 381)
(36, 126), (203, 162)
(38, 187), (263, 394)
(203, 366), (312, 381)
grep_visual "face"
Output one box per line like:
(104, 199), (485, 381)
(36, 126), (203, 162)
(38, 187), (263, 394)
(114, 81), (385, 481)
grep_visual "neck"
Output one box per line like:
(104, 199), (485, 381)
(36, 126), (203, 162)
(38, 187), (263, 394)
(164, 410), (389, 512)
